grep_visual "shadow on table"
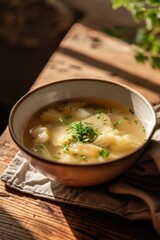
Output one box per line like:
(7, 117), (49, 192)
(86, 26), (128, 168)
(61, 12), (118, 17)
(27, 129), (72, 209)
(59, 47), (160, 95)
(0, 204), (35, 240)
(59, 203), (160, 240)
(2, 185), (160, 239)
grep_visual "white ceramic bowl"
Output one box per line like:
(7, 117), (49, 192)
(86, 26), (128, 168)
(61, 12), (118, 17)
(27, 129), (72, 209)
(9, 79), (157, 186)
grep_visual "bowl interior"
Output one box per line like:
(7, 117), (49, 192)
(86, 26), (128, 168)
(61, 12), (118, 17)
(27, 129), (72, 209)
(9, 79), (157, 152)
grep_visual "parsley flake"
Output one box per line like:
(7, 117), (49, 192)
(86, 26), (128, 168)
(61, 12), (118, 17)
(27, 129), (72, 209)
(113, 120), (121, 127)
(134, 120), (139, 124)
(99, 149), (110, 158)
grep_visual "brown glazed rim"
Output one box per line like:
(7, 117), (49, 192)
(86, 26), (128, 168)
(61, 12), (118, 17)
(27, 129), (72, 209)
(9, 78), (157, 167)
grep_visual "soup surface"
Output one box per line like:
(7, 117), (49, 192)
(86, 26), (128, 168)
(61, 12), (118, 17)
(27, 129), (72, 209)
(23, 99), (146, 164)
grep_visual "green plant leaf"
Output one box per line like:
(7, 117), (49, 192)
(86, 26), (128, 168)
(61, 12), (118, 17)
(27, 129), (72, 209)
(135, 52), (146, 63)
(145, 9), (160, 30)
(147, 0), (160, 5)
(111, 0), (160, 69)
(112, 0), (129, 8)
(149, 56), (160, 69)
(151, 40), (160, 55)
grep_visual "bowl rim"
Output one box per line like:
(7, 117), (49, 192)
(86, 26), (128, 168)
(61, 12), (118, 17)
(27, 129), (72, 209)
(9, 78), (157, 167)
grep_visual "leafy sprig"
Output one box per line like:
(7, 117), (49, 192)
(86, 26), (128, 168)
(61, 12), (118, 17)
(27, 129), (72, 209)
(111, 0), (160, 69)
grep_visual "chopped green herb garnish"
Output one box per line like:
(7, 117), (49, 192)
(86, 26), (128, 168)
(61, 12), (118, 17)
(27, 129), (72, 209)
(76, 155), (87, 161)
(63, 146), (69, 151)
(38, 144), (45, 149)
(123, 117), (129, 120)
(99, 149), (110, 158)
(96, 111), (103, 119)
(72, 153), (78, 156)
(70, 121), (98, 143)
(103, 118), (108, 125)
(62, 144), (70, 152)
(134, 120), (139, 124)
(54, 156), (61, 159)
(113, 120), (121, 127)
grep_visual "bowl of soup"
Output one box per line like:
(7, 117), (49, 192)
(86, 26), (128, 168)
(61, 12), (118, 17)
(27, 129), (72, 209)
(9, 79), (157, 186)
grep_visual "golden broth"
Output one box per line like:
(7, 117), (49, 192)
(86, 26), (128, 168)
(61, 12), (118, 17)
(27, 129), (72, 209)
(23, 99), (146, 164)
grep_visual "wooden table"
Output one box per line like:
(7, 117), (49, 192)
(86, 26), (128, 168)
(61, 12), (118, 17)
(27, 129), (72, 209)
(0, 22), (160, 240)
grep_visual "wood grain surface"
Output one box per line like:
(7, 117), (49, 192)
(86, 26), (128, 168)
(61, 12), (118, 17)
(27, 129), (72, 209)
(0, 132), (159, 240)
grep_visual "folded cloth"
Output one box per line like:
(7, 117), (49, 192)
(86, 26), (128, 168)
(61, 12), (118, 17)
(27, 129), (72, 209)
(1, 105), (160, 233)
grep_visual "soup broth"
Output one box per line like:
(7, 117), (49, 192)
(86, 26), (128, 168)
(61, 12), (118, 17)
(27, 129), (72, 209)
(23, 99), (146, 164)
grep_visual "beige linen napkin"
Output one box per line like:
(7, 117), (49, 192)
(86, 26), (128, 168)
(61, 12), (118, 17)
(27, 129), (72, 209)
(1, 105), (160, 233)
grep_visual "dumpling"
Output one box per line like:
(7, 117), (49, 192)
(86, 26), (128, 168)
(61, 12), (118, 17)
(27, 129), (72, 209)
(51, 126), (70, 146)
(94, 129), (119, 147)
(93, 114), (142, 155)
(68, 142), (103, 158)
(95, 129), (141, 154)
(30, 125), (49, 143)
(68, 143), (113, 163)
(40, 109), (63, 122)
(110, 134), (141, 153)
(72, 108), (92, 120)
(51, 146), (75, 163)
(81, 112), (113, 134)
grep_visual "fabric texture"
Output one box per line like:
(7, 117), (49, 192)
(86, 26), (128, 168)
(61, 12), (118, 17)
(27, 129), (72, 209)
(1, 105), (160, 233)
